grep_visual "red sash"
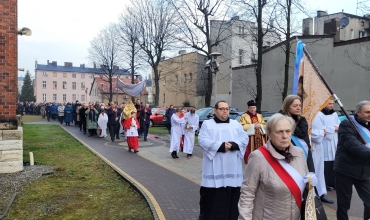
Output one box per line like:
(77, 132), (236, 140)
(258, 147), (302, 210)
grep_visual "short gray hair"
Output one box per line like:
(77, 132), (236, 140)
(356, 100), (370, 112)
(266, 113), (296, 136)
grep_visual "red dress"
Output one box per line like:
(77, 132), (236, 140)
(124, 117), (140, 150)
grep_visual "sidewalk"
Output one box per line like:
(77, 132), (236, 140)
(34, 121), (363, 220)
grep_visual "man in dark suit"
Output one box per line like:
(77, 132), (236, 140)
(140, 104), (152, 141)
(335, 100), (370, 220)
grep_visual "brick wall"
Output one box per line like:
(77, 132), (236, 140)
(0, 0), (18, 126)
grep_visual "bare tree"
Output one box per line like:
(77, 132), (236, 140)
(169, 0), (234, 106)
(117, 6), (143, 102)
(88, 24), (123, 102)
(239, 0), (278, 110)
(130, 0), (179, 106)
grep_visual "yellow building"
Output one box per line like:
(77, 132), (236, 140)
(153, 51), (207, 108)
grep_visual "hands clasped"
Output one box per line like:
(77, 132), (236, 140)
(303, 173), (318, 187)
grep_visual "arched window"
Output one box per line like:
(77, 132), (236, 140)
(184, 74), (187, 83)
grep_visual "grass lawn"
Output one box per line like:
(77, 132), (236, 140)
(6, 124), (153, 220)
(21, 114), (47, 123)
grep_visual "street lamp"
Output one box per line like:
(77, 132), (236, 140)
(205, 52), (221, 104)
(85, 88), (88, 103)
(100, 83), (104, 103)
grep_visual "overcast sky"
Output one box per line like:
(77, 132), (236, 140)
(18, 0), (364, 77)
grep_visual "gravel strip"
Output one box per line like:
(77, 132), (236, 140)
(0, 165), (54, 216)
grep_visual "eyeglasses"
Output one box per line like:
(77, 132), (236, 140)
(217, 108), (229, 111)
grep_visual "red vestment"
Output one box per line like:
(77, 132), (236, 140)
(124, 117), (140, 150)
(244, 112), (266, 163)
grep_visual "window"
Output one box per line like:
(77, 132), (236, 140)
(42, 94), (46, 101)
(175, 75), (178, 84)
(53, 81), (57, 89)
(163, 94), (165, 103)
(239, 49), (244, 64)
(90, 74), (94, 79)
(359, 31), (367, 38)
(72, 94), (76, 101)
(43, 72), (47, 76)
(239, 26), (244, 35)
(63, 94), (67, 102)
(63, 73), (67, 78)
(81, 73), (85, 79)
(72, 82), (76, 90)
(350, 29), (354, 39)
(81, 94), (85, 102)
(53, 72), (57, 77)
(72, 73), (76, 78)
(189, 73), (192, 82)
(53, 94), (57, 102)
(163, 77), (166, 85)
(42, 81), (46, 88)
(63, 81), (67, 89)
(184, 74), (187, 83)
(81, 82), (85, 90)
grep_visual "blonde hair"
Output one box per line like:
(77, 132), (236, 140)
(282, 95), (302, 120)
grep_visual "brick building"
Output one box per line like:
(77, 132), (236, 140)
(0, 0), (18, 126)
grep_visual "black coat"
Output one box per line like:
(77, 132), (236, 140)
(140, 108), (152, 125)
(334, 116), (370, 180)
(279, 111), (316, 173)
(106, 107), (122, 125)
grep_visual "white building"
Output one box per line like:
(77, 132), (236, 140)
(209, 17), (281, 106)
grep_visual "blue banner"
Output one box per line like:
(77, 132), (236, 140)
(293, 40), (305, 94)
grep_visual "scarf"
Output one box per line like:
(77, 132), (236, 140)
(321, 108), (335, 115)
(271, 142), (294, 163)
(88, 109), (96, 122)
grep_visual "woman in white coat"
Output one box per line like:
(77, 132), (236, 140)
(169, 108), (186, 159)
(98, 107), (108, 138)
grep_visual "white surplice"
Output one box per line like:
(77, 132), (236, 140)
(98, 113), (108, 137)
(198, 119), (249, 188)
(318, 111), (340, 161)
(169, 114), (186, 153)
(126, 118), (138, 137)
(183, 112), (199, 154)
(310, 114), (327, 196)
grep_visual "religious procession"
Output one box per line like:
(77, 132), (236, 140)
(195, 41), (370, 220)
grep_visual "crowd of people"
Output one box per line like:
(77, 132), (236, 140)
(197, 97), (370, 220)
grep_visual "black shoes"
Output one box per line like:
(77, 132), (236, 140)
(187, 154), (191, 159)
(171, 151), (176, 159)
(326, 186), (335, 191)
(320, 195), (334, 204)
(134, 150), (139, 153)
(128, 148), (132, 152)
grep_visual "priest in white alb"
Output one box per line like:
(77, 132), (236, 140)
(169, 108), (186, 159)
(183, 108), (199, 158)
(198, 101), (249, 220)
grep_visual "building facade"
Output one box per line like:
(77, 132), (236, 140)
(152, 51), (207, 108)
(34, 61), (130, 103)
(209, 17), (281, 106)
(303, 11), (370, 41)
(232, 35), (370, 112)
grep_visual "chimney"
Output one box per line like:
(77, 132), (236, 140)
(80, 64), (85, 68)
(52, 61), (57, 66)
(47, 60), (49, 65)
(302, 18), (313, 35)
(179, 50), (186, 55)
(317, 10), (328, 17)
(64, 62), (73, 67)
(113, 65), (119, 70)
(93, 62), (96, 68)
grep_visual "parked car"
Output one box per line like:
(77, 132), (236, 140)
(195, 107), (241, 135)
(149, 107), (168, 127)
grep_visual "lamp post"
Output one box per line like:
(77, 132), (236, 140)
(205, 52), (221, 105)
(100, 83), (104, 103)
(85, 88), (88, 103)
